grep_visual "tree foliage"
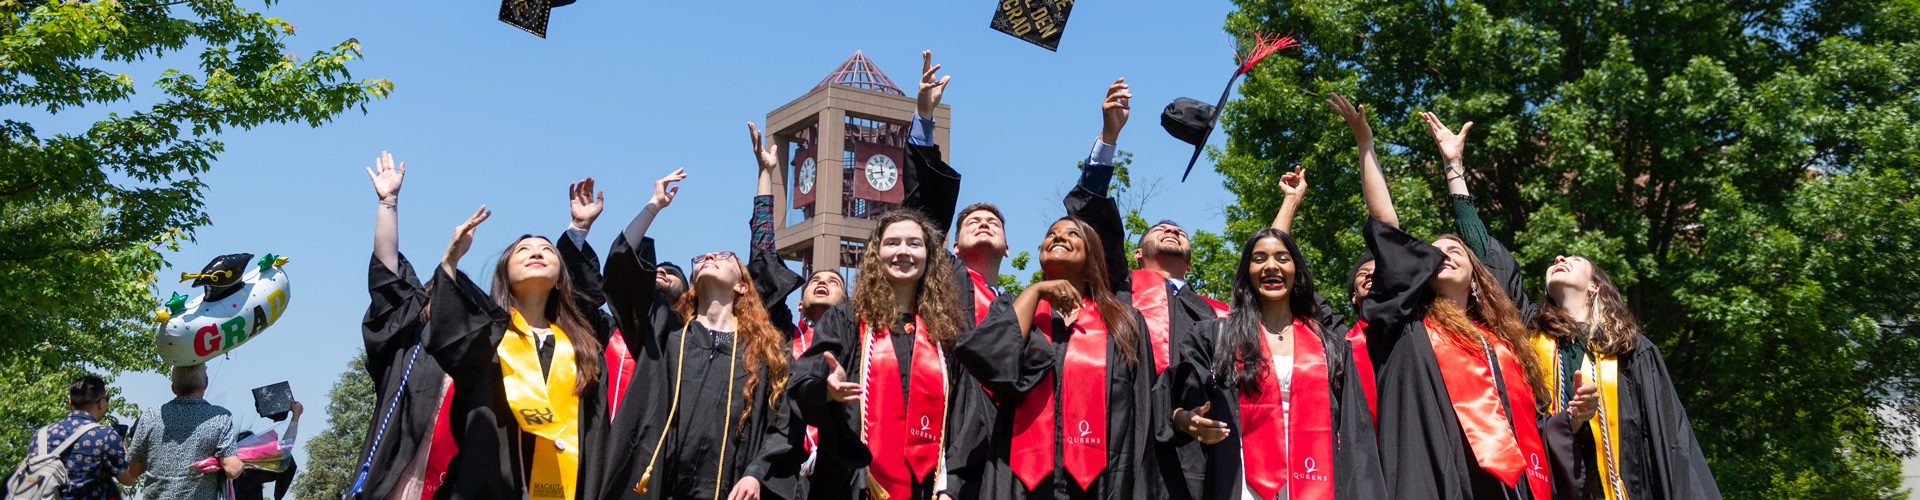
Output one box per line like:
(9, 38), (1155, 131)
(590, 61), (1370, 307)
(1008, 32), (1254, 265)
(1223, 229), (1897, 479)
(1215, 0), (1920, 496)
(0, 0), (389, 466)
(293, 351), (375, 500)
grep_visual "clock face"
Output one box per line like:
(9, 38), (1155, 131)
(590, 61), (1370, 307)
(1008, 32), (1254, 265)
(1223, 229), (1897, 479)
(797, 158), (817, 195)
(864, 154), (899, 192)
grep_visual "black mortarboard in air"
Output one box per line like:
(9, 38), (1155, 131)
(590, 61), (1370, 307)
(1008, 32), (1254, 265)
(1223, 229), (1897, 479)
(252, 381), (294, 422)
(187, 253), (253, 302)
(499, 0), (575, 38)
(1162, 33), (1301, 182)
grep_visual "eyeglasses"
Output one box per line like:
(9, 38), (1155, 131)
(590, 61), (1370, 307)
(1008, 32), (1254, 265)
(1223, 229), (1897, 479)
(692, 251), (738, 265)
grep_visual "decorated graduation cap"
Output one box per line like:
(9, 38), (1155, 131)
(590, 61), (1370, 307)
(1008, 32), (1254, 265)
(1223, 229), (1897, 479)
(154, 253), (293, 366)
(498, 0), (576, 38)
(1161, 32), (1301, 182)
(252, 381), (294, 422)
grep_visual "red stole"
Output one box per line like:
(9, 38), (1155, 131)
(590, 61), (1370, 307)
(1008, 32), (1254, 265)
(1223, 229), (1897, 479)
(1236, 318), (1336, 500)
(1346, 320), (1378, 421)
(792, 313), (818, 453)
(1423, 319), (1550, 500)
(1201, 295), (1230, 318)
(420, 379), (459, 500)
(860, 317), (947, 497)
(966, 268), (995, 326)
(1011, 298), (1110, 490)
(605, 329), (636, 420)
(1128, 269), (1174, 374)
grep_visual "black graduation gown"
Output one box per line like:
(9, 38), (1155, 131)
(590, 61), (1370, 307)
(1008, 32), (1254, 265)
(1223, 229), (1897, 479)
(1064, 178), (1205, 500)
(1466, 235), (1720, 500)
(595, 235), (804, 500)
(354, 253), (453, 500)
(951, 293), (1157, 500)
(900, 136), (1002, 499)
(1169, 319), (1388, 499)
(1566, 337), (1720, 500)
(786, 302), (977, 500)
(1359, 219), (1553, 500)
(425, 264), (613, 500)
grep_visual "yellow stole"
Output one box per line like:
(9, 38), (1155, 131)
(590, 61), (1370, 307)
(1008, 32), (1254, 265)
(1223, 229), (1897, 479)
(500, 310), (582, 500)
(1530, 333), (1626, 500)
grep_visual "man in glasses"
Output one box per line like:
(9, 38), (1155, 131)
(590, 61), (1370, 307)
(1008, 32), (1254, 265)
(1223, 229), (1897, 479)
(7, 375), (128, 500)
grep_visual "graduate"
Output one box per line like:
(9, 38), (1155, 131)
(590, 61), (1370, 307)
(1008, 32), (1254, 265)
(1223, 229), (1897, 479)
(746, 122), (848, 499)
(426, 200), (617, 500)
(1266, 166), (1382, 423)
(788, 208), (974, 500)
(1059, 77), (1220, 500)
(1166, 225), (1388, 500)
(351, 151), (459, 500)
(1413, 111), (1721, 499)
(893, 50), (1011, 498)
(1328, 92), (1564, 500)
(953, 215), (1157, 499)
(589, 170), (803, 500)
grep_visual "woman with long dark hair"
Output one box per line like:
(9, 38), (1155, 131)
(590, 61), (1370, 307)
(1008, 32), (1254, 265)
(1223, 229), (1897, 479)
(593, 169), (803, 500)
(1413, 108), (1720, 499)
(1167, 228), (1387, 499)
(1328, 92), (1556, 500)
(427, 204), (616, 500)
(953, 215), (1155, 499)
(789, 208), (974, 500)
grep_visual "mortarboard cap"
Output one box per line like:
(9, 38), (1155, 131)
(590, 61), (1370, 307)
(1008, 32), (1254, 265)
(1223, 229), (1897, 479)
(1161, 33), (1301, 182)
(252, 381), (294, 422)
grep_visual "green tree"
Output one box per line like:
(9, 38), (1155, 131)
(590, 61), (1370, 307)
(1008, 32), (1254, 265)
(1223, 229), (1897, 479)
(294, 350), (376, 500)
(0, 0), (390, 465)
(1214, 0), (1920, 496)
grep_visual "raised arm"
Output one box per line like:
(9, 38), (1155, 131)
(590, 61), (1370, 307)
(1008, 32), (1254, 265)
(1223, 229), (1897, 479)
(365, 151), (404, 274)
(748, 122), (804, 332)
(1328, 93), (1396, 227)
(902, 50), (962, 234)
(1272, 165), (1307, 233)
(559, 178), (610, 316)
(1419, 111), (1489, 257)
(1065, 78), (1132, 290)
(603, 170), (687, 357)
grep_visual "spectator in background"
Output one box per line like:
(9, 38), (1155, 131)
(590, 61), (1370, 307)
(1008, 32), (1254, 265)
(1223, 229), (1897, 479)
(120, 364), (240, 500)
(5, 374), (129, 500)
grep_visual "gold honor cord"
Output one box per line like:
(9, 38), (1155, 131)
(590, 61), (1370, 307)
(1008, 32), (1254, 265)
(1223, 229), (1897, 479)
(634, 318), (740, 500)
(1532, 334), (1627, 500)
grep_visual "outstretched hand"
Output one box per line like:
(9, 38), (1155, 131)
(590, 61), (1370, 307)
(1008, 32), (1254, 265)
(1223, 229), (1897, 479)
(823, 352), (863, 403)
(748, 122), (779, 173)
(917, 50), (952, 117)
(441, 205), (490, 276)
(651, 168), (687, 209)
(1174, 402), (1230, 445)
(1278, 165), (1308, 199)
(569, 178), (604, 232)
(1326, 92), (1373, 143)
(1419, 111), (1473, 164)
(365, 151), (405, 202)
(1100, 77), (1131, 145)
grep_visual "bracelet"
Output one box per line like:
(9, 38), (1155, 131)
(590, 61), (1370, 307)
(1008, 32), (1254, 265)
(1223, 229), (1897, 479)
(378, 199), (398, 209)
(1445, 162), (1466, 171)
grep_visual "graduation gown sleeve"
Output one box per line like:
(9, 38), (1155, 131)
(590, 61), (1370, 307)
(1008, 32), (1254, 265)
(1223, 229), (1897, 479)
(356, 252), (449, 500)
(363, 253), (428, 384)
(1359, 219), (1443, 365)
(903, 141), (963, 236)
(1629, 337), (1721, 500)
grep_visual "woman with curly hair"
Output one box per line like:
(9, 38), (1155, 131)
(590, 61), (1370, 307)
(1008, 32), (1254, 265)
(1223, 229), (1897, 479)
(789, 207), (975, 500)
(597, 169), (803, 500)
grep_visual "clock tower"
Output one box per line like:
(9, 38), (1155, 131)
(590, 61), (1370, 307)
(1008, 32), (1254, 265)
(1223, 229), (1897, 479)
(762, 51), (951, 278)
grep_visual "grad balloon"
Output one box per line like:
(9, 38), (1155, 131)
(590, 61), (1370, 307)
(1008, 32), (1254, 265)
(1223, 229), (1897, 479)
(154, 253), (292, 366)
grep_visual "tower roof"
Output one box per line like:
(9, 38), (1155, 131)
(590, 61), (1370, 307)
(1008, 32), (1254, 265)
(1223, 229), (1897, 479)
(816, 51), (903, 95)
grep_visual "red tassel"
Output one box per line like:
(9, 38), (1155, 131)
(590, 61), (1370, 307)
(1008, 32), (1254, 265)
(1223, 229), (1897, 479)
(1236, 32), (1301, 76)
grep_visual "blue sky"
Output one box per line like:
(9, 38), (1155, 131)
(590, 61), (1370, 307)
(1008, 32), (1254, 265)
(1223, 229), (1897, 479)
(36, 0), (1259, 476)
